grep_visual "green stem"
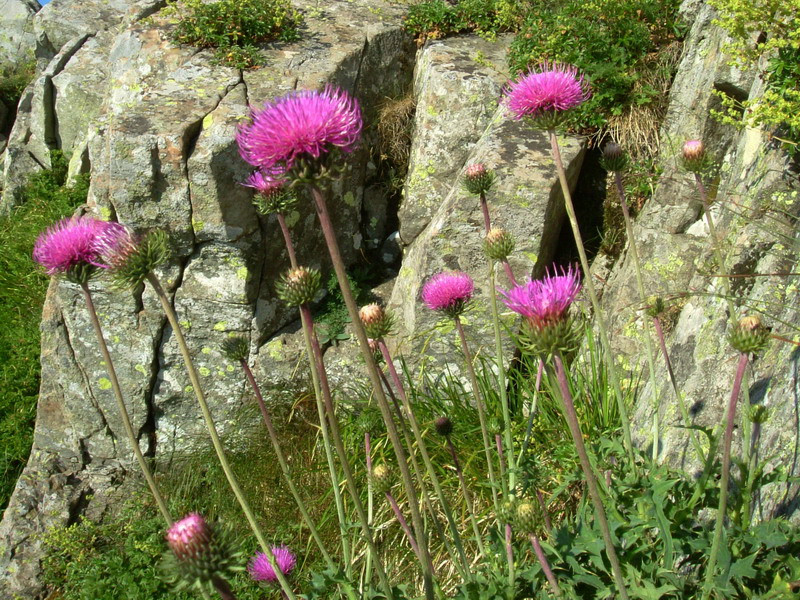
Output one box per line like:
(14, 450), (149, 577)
(80, 283), (172, 526)
(310, 184), (435, 600)
(378, 341), (472, 579)
(240, 360), (335, 568)
(386, 491), (420, 558)
(612, 171), (662, 461)
(505, 524), (515, 600)
(548, 130), (635, 465)
(298, 304), (394, 597)
(553, 354), (629, 600)
(446, 435), (487, 557)
(147, 274), (296, 599)
(703, 352), (750, 598)
(454, 315), (500, 515)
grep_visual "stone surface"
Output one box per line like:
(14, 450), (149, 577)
(398, 35), (510, 246)
(0, 0), (40, 68)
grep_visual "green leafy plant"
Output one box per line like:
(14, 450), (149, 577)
(169, 0), (302, 69)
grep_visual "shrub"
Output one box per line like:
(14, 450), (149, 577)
(169, 0), (302, 69)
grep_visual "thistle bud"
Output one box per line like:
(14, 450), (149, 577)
(371, 464), (393, 495)
(163, 513), (241, 593)
(462, 163), (496, 196)
(483, 228), (516, 261)
(728, 315), (770, 354)
(434, 416), (453, 437)
(514, 500), (538, 534)
(359, 303), (394, 339)
(600, 142), (628, 172)
(681, 140), (709, 173)
(244, 171), (298, 216)
(644, 295), (665, 318)
(749, 405), (769, 424)
(96, 226), (171, 289)
(276, 266), (321, 307)
(221, 335), (249, 362)
(498, 495), (517, 524)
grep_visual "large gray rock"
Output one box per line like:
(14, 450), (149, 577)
(0, 0), (40, 68)
(399, 35), (509, 245)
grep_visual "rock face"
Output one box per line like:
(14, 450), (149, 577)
(598, 0), (800, 516)
(0, 0), (40, 68)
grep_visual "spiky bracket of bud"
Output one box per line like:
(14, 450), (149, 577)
(221, 335), (249, 363)
(518, 316), (582, 359)
(253, 187), (298, 216)
(644, 295), (665, 319)
(109, 229), (171, 290)
(359, 303), (395, 340)
(514, 500), (539, 534)
(462, 164), (496, 196)
(276, 266), (321, 307)
(371, 464), (393, 495)
(599, 142), (629, 173)
(484, 228), (516, 261)
(434, 416), (453, 437)
(728, 315), (770, 355)
(681, 140), (715, 174)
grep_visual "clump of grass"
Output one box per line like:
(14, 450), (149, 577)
(168, 0), (302, 69)
(0, 151), (89, 511)
(0, 59), (36, 136)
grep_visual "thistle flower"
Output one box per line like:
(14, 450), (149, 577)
(248, 546), (296, 583)
(504, 62), (590, 129)
(483, 227), (516, 261)
(33, 216), (110, 284)
(275, 266), (321, 307)
(434, 416), (453, 437)
(681, 139), (710, 173)
(600, 142), (628, 173)
(244, 169), (297, 215)
(237, 85), (362, 178)
(94, 225), (171, 289)
(501, 265), (582, 355)
(164, 513), (242, 593)
(462, 163), (496, 195)
(421, 271), (474, 318)
(728, 315), (770, 354)
(359, 303), (394, 339)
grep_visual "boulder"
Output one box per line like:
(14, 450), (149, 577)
(0, 0), (40, 68)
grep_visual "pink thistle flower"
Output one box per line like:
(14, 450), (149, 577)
(248, 545), (297, 583)
(500, 265), (581, 329)
(421, 271), (474, 317)
(504, 62), (590, 121)
(166, 513), (211, 562)
(241, 169), (288, 195)
(33, 216), (111, 277)
(92, 221), (137, 269)
(236, 85), (362, 172)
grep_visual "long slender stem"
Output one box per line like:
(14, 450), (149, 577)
(548, 130), (635, 465)
(378, 341), (472, 578)
(535, 489), (552, 534)
(613, 171), (662, 461)
(517, 360), (543, 470)
(446, 436), (486, 557)
(530, 534), (561, 597)
(652, 316), (705, 463)
(364, 432), (374, 587)
(276, 213), (298, 269)
(386, 491), (420, 558)
(489, 264), (515, 493)
(146, 274), (296, 600)
(505, 524), (515, 600)
(80, 283), (172, 526)
(553, 354), (629, 600)
(298, 304), (395, 598)
(454, 316), (500, 514)
(311, 184), (435, 599)
(703, 352), (750, 598)
(240, 360), (334, 568)
(212, 577), (238, 600)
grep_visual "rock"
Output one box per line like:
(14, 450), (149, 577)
(0, 0), (40, 69)
(398, 35), (510, 245)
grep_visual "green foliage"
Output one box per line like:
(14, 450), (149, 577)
(0, 59), (36, 133)
(708, 0), (800, 154)
(169, 0), (302, 69)
(403, 0), (523, 41)
(0, 151), (88, 510)
(314, 270), (369, 346)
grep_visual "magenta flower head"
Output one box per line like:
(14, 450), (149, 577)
(504, 62), (590, 129)
(163, 513), (242, 594)
(243, 169), (297, 215)
(421, 271), (474, 318)
(500, 264), (582, 355)
(33, 216), (110, 284)
(248, 545), (296, 583)
(236, 85), (362, 181)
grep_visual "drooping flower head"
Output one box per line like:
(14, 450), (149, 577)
(421, 271), (474, 318)
(501, 265), (582, 355)
(33, 216), (110, 283)
(93, 224), (170, 289)
(243, 169), (297, 215)
(248, 546), (296, 583)
(504, 62), (590, 129)
(237, 85), (362, 180)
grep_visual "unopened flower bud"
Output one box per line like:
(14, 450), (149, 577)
(498, 495), (517, 524)
(749, 405), (769, 424)
(221, 335), (249, 362)
(276, 266), (321, 307)
(434, 416), (453, 437)
(462, 163), (496, 196)
(359, 303), (394, 339)
(97, 227), (171, 289)
(644, 295), (665, 318)
(371, 464), (393, 495)
(681, 140), (710, 173)
(484, 228), (516, 261)
(600, 142), (628, 172)
(728, 315), (770, 354)
(514, 500), (538, 534)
